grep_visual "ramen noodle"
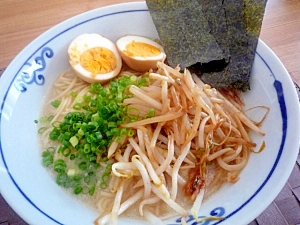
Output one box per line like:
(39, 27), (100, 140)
(39, 62), (268, 224)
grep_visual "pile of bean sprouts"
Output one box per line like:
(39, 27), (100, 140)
(41, 62), (268, 225)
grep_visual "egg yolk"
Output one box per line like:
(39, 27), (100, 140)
(124, 41), (161, 57)
(80, 47), (117, 76)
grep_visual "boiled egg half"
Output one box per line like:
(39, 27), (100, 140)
(68, 33), (122, 83)
(116, 35), (166, 72)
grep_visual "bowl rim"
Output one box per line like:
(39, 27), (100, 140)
(0, 2), (299, 225)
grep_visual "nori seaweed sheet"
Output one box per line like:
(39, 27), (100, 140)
(146, 0), (267, 91)
(146, 0), (226, 68)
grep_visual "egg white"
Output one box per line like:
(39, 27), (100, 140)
(116, 35), (166, 72)
(68, 33), (122, 83)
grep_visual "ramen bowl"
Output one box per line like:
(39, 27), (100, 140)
(0, 2), (299, 225)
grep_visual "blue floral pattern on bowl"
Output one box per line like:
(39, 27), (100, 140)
(168, 207), (225, 225)
(14, 47), (53, 92)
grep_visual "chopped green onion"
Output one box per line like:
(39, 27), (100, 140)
(76, 96), (84, 103)
(130, 75), (137, 83)
(127, 108), (140, 117)
(70, 91), (77, 98)
(51, 100), (61, 108)
(70, 154), (76, 160)
(51, 121), (61, 128)
(67, 168), (76, 176)
(47, 115), (54, 121)
(83, 144), (90, 154)
(100, 182), (108, 189)
(62, 148), (71, 157)
(42, 74), (151, 196)
(100, 157), (109, 162)
(78, 161), (87, 170)
(89, 185), (96, 196)
(46, 147), (55, 154)
(84, 96), (92, 102)
(101, 173), (110, 183)
(73, 185), (83, 194)
(108, 121), (117, 128)
(89, 155), (97, 162)
(120, 128), (128, 136)
(84, 175), (91, 184)
(110, 128), (120, 136)
(73, 103), (82, 110)
(69, 136), (79, 147)
(42, 151), (53, 167)
(148, 108), (155, 117)
(53, 159), (66, 173)
(78, 128), (84, 136)
(74, 174), (84, 181)
(127, 129), (136, 137)
(38, 127), (47, 134)
(39, 115), (50, 123)
(56, 172), (67, 186)
(82, 186), (90, 194)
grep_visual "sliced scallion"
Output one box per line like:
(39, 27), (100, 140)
(51, 99), (61, 108)
(38, 127), (47, 134)
(73, 185), (83, 194)
(42, 74), (149, 196)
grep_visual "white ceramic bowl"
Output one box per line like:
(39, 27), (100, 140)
(0, 2), (299, 225)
